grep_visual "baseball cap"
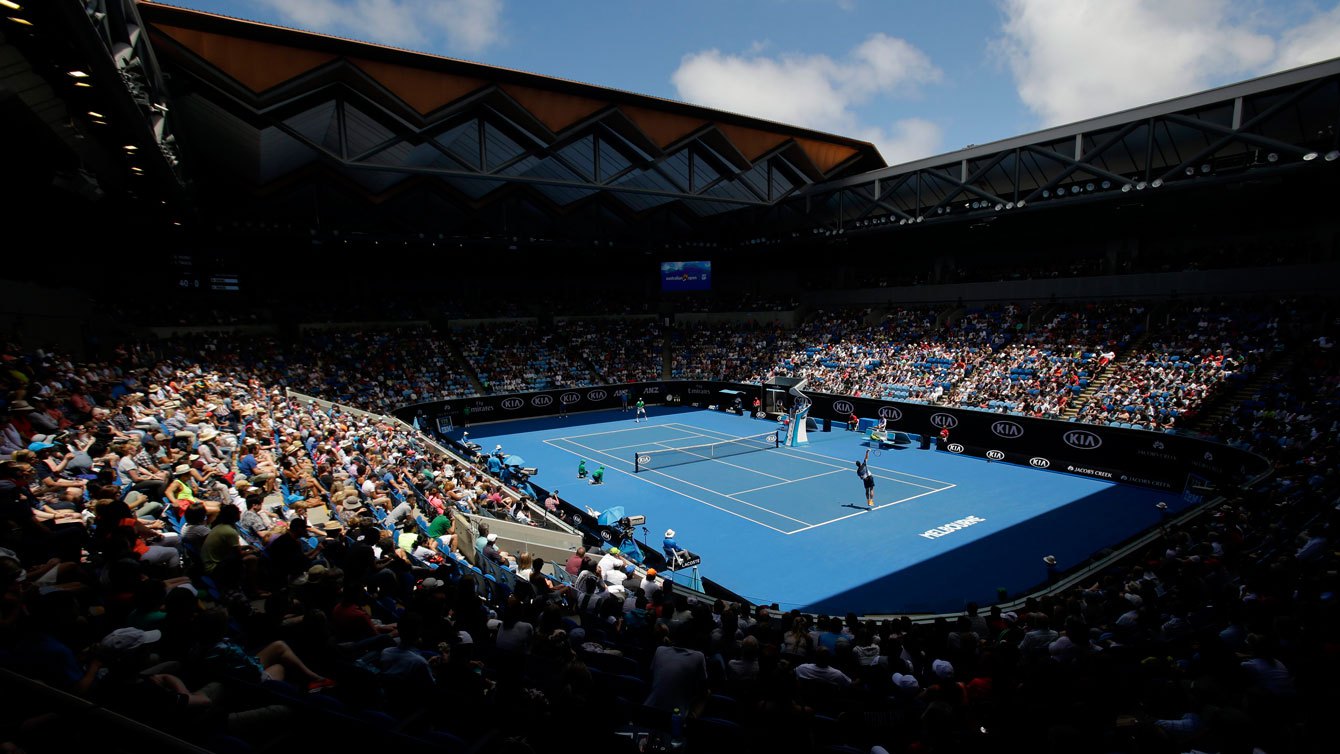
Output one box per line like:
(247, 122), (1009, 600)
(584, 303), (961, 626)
(891, 672), (920, 690)
(487, 533), (497, 542)
(27, 441), (56, 452)
(101, 627), (161, 654)
(932, 659), (954, 679)
(645, 569), (657, 578)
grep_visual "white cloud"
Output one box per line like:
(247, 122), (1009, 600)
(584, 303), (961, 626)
(996, 0), (1340, 127)
(256, 0), (503, 54)
(994, 0), (1274, 126)
(670, 34), (944, 165)
(1271, 4), (1340, 71)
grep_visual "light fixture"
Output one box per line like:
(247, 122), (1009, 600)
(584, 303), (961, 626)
(1121, 183), (1132, 193)
(91, 119), (107, 125)
(915, 216), (924, 223)
(1326, 150), (1340, 162)
(87, 111), (103, 118)
(994, 203), (1003, 211)
(1136, 181), (1147, 190)
(1151, 178), (1163, 188)
(1005, 202), (1015, 209)
(1185, 166), (1196, 176)
(0, 1), (24, 10)
(6, 15), (32, 26)
(67, 70), (90, 78)
(1303, 152), (1318, 161)
(1267, 152), (1279, 163)
(124, 144), (137, 151)
(1100, 180), (1111, 189)
(74, 81), (91, 88)
(1056, 187), (1066, 195)
(1016, 200), (1026, 208)
(1201, 164), (1211, 173)
(1085, 183), (1094, 191)
(1041, 189), (1050, 198)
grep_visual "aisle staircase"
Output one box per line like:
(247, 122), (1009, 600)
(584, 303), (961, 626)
(444, 333), (487, 394)
(1060, 301), (1174, 420)
(1185, 353), (1293, 434)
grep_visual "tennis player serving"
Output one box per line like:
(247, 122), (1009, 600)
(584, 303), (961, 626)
(856, 449), (875, 507)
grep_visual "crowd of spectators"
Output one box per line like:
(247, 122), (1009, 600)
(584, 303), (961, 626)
(668, 321), (799, 383)
(1073, 301), (1303, 429)
(1, 320), (1336, 752)
(104, 295), (1323, 434)
(568, 320), (664, 384)
(454, 322), (600, 394)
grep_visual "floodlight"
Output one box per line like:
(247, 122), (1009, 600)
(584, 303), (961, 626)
(1041, 189), (1050, 198)
(1121, 184), (1132, 193)
(1136, 181), (1147, 190)
(1151, 179), (1163, 188)
(1303, 152), (1318, 161)
(1326, 150), (1339, 162)
(1267, 152), (1278, 163)
(1100, 180), (1111, 189)
(1085, 183), (1094, 191)
(1185, 167), (1196, 176)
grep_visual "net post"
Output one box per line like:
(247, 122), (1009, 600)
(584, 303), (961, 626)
(634, 453), (641, 473)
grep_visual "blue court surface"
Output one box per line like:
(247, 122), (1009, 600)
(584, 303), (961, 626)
(460, 407), (1178, 615)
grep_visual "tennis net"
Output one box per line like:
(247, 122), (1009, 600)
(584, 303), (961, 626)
(634, 431), (780, 472)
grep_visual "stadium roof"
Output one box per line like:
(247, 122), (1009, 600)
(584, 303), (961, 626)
(4, 1), (1336, 252)
(764, 57), (1340, 241)
(133, 1), (884, 242)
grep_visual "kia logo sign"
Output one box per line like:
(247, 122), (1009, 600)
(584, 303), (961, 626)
(930, 413), (959, 429)
(1063, 429), (1102, 449)
(878, 406), (903, 421)
(1029, 457), (1051, 468)
(587, 389), (608, 401)
(500, 397), (524, 410)
(832, 400), (855, 414)
(560, 392), (581, 405)
(531, 395), (554, 407)
(991, 420), (1024, 438)
(986, 449), (1005, 460)
(947, 443), (965, 454)
(637, 455), (651, 464)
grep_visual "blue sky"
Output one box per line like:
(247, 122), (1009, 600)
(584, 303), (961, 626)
(157, 0), (1340, 165)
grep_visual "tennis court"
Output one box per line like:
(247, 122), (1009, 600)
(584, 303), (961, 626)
(461, 406), (1177, 614)
(545, 422), (955, 535)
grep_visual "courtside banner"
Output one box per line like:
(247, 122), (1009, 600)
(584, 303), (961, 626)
(796, 389), (1268, 491)
(394, 381), (1266, 490)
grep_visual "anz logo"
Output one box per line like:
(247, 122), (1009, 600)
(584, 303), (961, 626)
(832, 400), (855, 414)
(930, 413), (959, 429)
(500, 397), (524, 410)
(560, 392), (581, 405)
(986, 450), (1005, 460)
(587, 389), (608, 402)
(991, 420), (1024, 439)
(1063, 429), (1103, 449)
(1029, 457), (1051, 468)
(531, 395), (554, 407)
(878, 406), (903, 421)
(947, 443), (965, 454)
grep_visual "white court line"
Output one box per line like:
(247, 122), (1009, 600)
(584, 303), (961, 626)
(729, 468), (846, 496)
(596, 433), (705, 452)
(668, 422), (954, 490)
(649, 440), (794, 482)
(786, 487), (951, 534)
(544, 436), (812, 530)
(558, 423), (684, 441)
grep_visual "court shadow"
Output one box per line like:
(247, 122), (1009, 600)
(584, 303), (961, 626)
(801, 483), (1174, 615)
